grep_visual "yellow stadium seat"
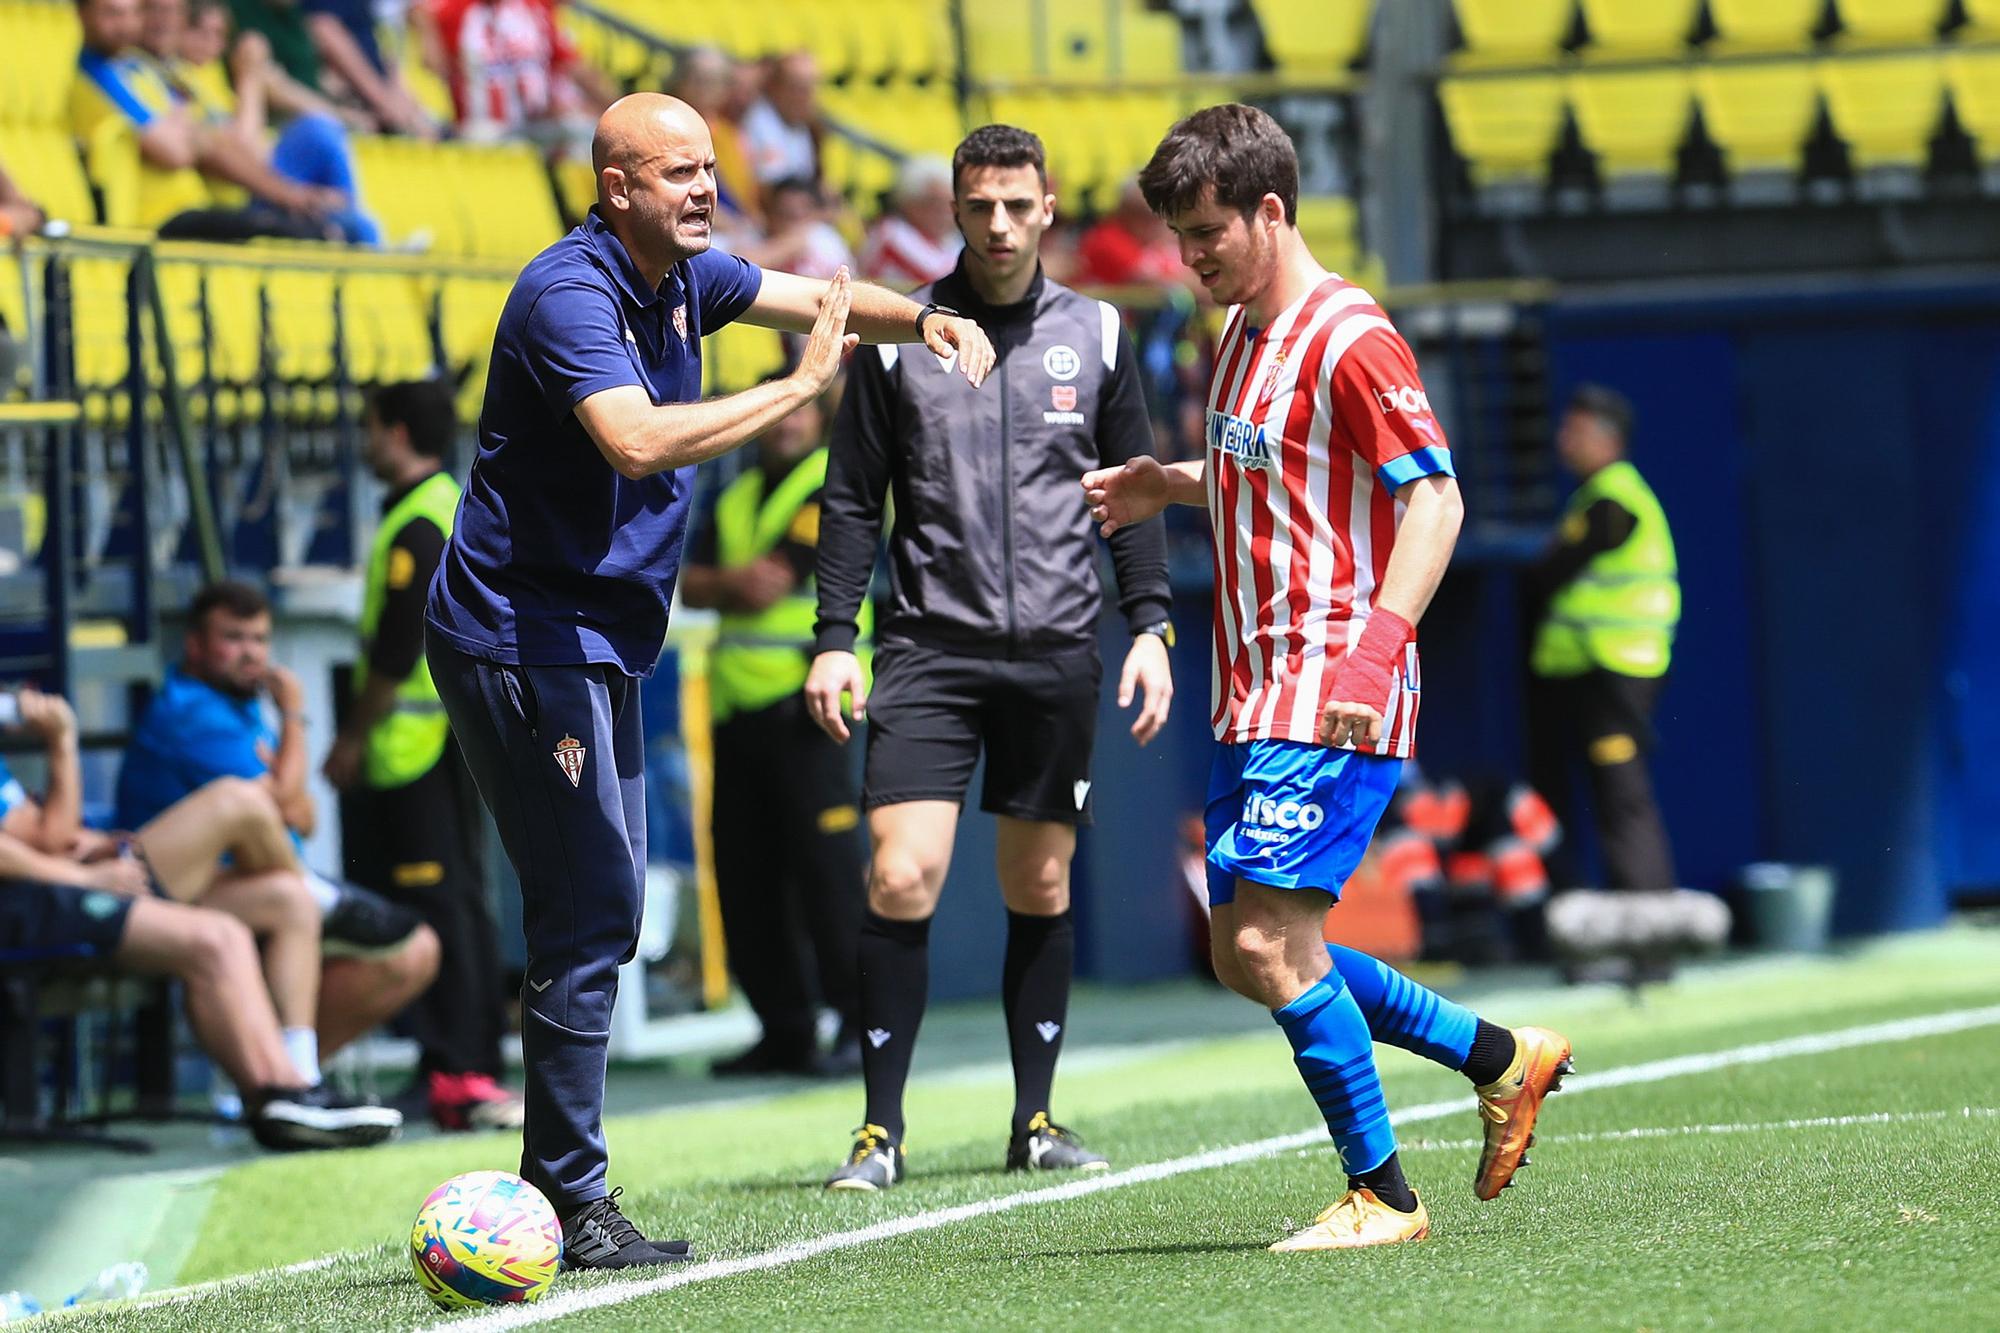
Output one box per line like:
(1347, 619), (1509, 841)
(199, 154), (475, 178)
(341, 272), (434, 386)
(1694, 60), (1819, 175)
(1967, 0), (2000, 37)
(265, 266), (339, 392)
(1251, 0), (1371, 72)
(1438, 73), (1567, 186)
(1833, 0), (1948, 45)
(1045, 4), (1112, 82)
(702, 319), (785, 397)
(1818, 54), (1944, 171)
(1295, 196), (1358, 274)
(68, 256), (132, 399)
(1944, 49), (2000, 167)
(0, 253), (28, 394)
(553, 157), (596, 227)
(0, 123), (97, 229)
(1451, 0), (1573, 62)
(1567, 67), (1692, 178)
(966, 0), (1038, 82)
(0, 0), (82, 126)
(1576, 0), (1698, 55)
(439, 275), (511, 379)
(354, 136), (466, 257)
(1119, 8), (1183, 80)
(199, 262), (264, 389)
(1707, 0), (1822, 52)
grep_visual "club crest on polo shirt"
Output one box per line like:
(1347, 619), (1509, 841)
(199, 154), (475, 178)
(553, 735), (586, 787)
(672, 304), (689, 341)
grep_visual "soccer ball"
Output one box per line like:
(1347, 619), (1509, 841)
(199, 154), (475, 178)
(410, 1170), (563, 1310)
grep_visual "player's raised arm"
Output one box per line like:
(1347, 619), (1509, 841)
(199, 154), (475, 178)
(745, 268), (996, 387)
(575, 269), (858, 479)
(1081, 456), (1207, 536)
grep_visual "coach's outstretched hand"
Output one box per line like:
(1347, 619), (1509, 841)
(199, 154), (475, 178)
(1120, 632), (1173, 746)
(795, 267), (861, 395)
(921, 310), (996, 388)
(1082, 455), (1172, 537)
(804, 649), (867, 743)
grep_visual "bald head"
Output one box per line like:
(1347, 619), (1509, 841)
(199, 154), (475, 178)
(592, 93), (710, 183)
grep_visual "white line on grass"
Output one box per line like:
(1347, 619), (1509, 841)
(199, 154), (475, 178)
(436, 1001), (2000, 1331)
(1396, 1105), (2000, 1154)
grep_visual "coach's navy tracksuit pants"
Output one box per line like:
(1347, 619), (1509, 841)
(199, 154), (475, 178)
(430, 634), (646, 1212)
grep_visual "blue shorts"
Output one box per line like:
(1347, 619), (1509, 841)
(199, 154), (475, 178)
(1204, 740), (1402, 907)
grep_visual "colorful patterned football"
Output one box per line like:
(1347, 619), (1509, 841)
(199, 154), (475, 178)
(410, 1170), (563, 1310)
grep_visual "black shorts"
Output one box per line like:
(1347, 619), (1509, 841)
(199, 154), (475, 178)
(863, 642), (1100, 825)
(0, 881), (134, 965)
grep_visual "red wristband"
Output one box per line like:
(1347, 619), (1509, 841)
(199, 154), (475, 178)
(1328, 609), (1414, 715)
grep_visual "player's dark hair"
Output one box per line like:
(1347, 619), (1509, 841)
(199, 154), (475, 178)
(187, 0), (229, 24)
(189, 579), (269, 631)
(1139, 103), (1298, 225)
(951, 124), (1047, 194)
(1568, 383), (1635, 446)
(367, 379), (456, 460)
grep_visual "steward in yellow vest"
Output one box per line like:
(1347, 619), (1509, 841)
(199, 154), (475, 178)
(1525, 385), (1679, 892)
(323, 381), (520, 1127)
(680, 401), (868, 1075)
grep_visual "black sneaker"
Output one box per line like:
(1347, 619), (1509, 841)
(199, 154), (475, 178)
(825, 1124), (903, 1191)
(710, 1036), (817, 1078)
(316, 875), (424, 957)
(249, 1084), (402, 1151)
(1006, 1112), (1109, 1173)
(560, 1189), (692, 1270)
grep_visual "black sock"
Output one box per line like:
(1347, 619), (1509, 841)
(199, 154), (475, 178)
(1460, 1019), (1517, 1086)
(857, 910), (931, 1140)
(1003, 908), (1074, 1137)
(1348, 1151), (1419, 1213)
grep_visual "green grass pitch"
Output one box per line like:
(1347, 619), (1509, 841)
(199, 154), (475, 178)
(45, 929), (2000, 1331)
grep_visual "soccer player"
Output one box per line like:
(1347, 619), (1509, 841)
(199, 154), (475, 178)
(806, 125), (1173, 1191)
(1083, 104), (1572, 1250)
(423, 93), (994, 1271)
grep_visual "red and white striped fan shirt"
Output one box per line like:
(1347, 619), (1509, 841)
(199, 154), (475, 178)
(1203, 276), (1454, 757)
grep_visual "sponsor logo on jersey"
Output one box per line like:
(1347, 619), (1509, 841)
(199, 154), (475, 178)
(1051, 384), (1077, 412)
(1207, 409), (1274, 468)
(672, 304), (688, 342)
(1044, 410), (1086, 425)
(1073, 779), (1091, 809)
(1374, 384), (1430, 414)
(1036, 1021), (1062, 1043)
(866, 1028), (892, 1048)
(553, 735), (586, 787)
(1255, 349), (1289, 409)
(1043, 344), (1081, 381)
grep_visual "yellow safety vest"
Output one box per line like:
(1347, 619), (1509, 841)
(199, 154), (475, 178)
(1531, 460), (1679, 679)
(358, 470), (460, 787)
(710, 448), (870, 723)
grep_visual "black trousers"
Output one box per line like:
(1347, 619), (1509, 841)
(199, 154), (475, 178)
(711, 692), (866, 1053)
(1526, 669), (1676, 891)
(431, 635), (647, 1210)
(345, 743), (505, 1078)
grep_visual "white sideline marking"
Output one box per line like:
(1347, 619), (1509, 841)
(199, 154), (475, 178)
(435, 1002), (2000, 1331)
(52, 1255), (342, 1321)
(1397, 1106), (2000, 1155)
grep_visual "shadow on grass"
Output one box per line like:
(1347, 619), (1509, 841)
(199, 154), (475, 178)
(1009, 1240), (1274, 1260)
(731, 1163), (1016, 1194)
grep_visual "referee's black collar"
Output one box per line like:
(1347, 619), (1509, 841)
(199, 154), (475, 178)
(583, 207), (672, 309)
(940, 256), (1046, 321)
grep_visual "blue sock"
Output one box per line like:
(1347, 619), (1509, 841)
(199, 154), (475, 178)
(1272, 972), (1398, 1175)
(1325, 942), (1478, 1071)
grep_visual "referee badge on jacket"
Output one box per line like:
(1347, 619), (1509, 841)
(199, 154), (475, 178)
(1051, 385), (1077, 412)
(553, 735), (587, 787)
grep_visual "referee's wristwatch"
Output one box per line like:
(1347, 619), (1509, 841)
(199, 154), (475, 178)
(915, 301), (959, 341)
(1134, 621), (1175, 647)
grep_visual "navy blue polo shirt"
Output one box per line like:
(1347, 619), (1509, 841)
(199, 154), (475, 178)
(427, 209), (763, 675)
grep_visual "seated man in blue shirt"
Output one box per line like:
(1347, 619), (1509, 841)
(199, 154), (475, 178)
(117, 581), (441, 1091)
(0, 682), (421, 1135)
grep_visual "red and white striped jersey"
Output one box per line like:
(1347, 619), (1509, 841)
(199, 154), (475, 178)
(1203, 276), (1453, 756)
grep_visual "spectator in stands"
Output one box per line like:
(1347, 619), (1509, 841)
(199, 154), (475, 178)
(72, 0), (352, 239)
(145, 0), (384, 245)
(0, 874), (401, 1150)
(0, 158), (47, 239)
(0, 681), (434, 1118)
(295, 0), (438, 136)
(668, 45), (759, 226)
(221, 0), (319, 96)
(757, 175), (852, 280)
(1074, 179), (1188, 289)
(741, 51), (820, 188)
(429, 0), (608, 154)
(859, 155), (961, 289)
(320, 380), (522, 1132)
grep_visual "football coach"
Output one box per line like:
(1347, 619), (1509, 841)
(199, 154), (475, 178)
(424, 92), (996, 1272)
